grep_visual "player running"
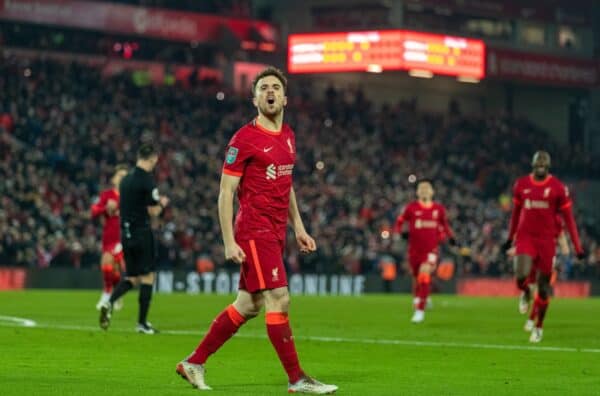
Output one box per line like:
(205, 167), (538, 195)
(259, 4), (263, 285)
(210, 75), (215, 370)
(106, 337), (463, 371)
(394, 179), (456, 324)
(91, 164), (128, 310)
(175, 67), (337, 394)
(502, 151), (584, 343)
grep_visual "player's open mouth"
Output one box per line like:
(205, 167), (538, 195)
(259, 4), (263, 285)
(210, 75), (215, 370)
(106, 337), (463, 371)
(267, 98), (275, 105)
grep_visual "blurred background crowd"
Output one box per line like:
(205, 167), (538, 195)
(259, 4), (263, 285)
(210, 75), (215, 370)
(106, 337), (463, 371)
(1, 57), (599, 279)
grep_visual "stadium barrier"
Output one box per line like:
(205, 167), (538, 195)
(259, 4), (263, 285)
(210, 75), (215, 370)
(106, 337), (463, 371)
(0, 268), (596, 297)
(457, 278), (591, 298)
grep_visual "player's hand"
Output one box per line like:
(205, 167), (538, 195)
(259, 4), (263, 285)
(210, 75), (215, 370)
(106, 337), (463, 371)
(501, 239), (513, 253)
(401, 231), (409, 240)
(296, 231), (317, 254)
(106, 199), (118, 215)
(225, 242), (246, 264)
(159, 196), (170, 208)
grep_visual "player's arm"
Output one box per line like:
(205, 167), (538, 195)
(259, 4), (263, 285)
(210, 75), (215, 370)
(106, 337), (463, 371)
(90, 192), (108, 218)
(289, 187), (316, 253)
(559, 201), (584, 259)
(440, 206), (457, 246)
(393, 206), (409, 240)
(504, 182), (522, 251)
(218, 173), (246, 263)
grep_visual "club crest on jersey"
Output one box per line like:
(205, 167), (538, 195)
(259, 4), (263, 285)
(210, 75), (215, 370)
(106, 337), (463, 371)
(287, 138), (294, 153)
(226, 147), (239, 164)
(544, 187), (551, 198)
(433, 210), (439, 219)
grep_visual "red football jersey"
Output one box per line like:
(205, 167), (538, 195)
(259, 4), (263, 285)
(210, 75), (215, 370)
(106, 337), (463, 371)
(91, 188), (121, 248)
(222, 119), (296, 242)
(509, 175), (571, 240)
(395, 201), (453, 255)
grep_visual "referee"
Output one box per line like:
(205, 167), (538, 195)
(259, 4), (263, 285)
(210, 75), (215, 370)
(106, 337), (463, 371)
(99, 143), (169, 334)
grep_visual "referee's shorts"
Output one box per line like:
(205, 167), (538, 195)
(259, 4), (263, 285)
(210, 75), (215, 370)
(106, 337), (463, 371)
(122, 228), (156, 276)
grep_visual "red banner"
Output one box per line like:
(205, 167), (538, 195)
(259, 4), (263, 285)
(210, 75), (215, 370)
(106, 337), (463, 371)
(457, 278), (591, 298)
(0, 0), (277, 45)
(486, 48), (598, 87)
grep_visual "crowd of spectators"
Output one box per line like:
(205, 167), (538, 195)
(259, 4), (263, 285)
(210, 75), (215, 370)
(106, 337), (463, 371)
(1, 57), (599, 279)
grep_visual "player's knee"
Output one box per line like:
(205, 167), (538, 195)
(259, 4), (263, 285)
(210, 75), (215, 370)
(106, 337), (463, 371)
(537, 278), (551, 299)
(266, 289), (290, 312)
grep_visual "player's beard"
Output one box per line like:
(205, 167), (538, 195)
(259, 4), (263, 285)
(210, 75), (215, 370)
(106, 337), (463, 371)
(259, 101), (283, 118)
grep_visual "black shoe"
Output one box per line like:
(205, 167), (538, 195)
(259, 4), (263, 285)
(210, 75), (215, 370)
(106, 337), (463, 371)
(99, 303), (112, 330)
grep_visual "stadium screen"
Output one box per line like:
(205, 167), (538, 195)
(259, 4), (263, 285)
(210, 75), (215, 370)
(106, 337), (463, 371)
(288, 30), (485, 79)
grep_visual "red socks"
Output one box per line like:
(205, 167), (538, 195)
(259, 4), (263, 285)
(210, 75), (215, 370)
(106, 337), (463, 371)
(534, 295), (549, 328)
(187, 305), (246, 365)
(266, 312), (304, 384)
(417, 273), (431, 311)
(101, 264), (113, 293)
(186, 307), (304, 384)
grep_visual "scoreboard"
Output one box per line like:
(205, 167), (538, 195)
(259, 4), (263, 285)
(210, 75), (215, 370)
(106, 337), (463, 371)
(288, 30), (485, 79)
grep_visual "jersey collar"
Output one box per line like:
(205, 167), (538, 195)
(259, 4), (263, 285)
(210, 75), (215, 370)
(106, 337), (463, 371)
(253, 117), (282, 135)
(529, 174), (552, 186)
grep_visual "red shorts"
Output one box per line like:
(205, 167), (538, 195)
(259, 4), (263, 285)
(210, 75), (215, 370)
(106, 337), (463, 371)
(408, 250), (439, 277)
(515, 236), (556, 276)
(102, 242), (124, 265)
(237, 239), (287, 293)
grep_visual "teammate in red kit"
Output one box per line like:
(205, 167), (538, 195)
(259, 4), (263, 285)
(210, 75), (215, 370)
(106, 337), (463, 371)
(91, 164), (128, 310)
(502, 151), (584, 343)
(394, 179), (456, 323)
(175, 67), (337, 394)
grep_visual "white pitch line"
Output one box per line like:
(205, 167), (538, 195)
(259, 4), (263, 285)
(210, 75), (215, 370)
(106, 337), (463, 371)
(1, 319), (599, 354)
(0, 315), (37, 327)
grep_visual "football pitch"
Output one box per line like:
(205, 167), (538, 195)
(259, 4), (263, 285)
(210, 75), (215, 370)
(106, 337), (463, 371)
(1, 291), (599, 395)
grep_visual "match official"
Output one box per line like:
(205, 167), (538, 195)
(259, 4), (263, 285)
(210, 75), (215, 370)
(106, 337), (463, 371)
(99, 143), (169, 334)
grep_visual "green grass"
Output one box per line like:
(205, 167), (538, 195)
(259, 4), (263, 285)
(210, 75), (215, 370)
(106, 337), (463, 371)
(0, 291), (599, 395)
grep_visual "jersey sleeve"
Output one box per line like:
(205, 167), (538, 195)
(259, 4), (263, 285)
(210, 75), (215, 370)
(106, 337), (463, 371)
(222, 131), (254, 177)
(144, 175), (161, 206)
(394, 205), (411, 233)
(91, 191), (108, 218)
(439, 205), (454, 239)
(557, 182), (582, 254)
(556, 182), (572, 210)
(508, 179), (523, 240)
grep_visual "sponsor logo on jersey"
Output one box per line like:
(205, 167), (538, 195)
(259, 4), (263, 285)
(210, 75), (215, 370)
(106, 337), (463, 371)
(266, 163), (294, 180)
(226, 146), (239, 164)
(263, 146), (273, 153)
(266, 164), (277, 180)
(524, 199), (549, 209)
(414, 219), (438, 229)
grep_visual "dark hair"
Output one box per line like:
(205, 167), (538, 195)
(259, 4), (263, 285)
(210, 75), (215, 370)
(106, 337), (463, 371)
(137, 143), (157, 160)
(251, 66), (287, 96)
